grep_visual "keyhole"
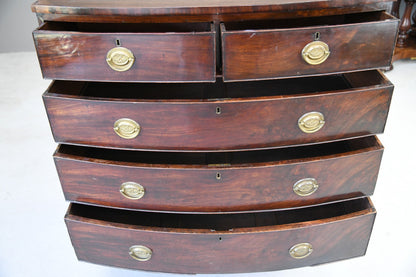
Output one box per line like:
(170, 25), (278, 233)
(216, 107), (222, 115)
(314, 32), (320, 41)
(116, 39), (121, 46)
(216, 172), (221, 180)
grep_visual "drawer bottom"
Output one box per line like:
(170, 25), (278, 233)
(65, 197), (376, 273)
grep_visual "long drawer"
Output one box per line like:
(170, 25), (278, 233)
(54, 136), (383, 213)
(222, 11), (398, 81)
(33, 22), (216, 82)
(66, 197), (376, 273)
(43, 70), (393, 151)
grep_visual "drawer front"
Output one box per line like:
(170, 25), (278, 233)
(222, 12), (399, 81)
(65, 199), (376, 273)
(55, 137), (383, 212)
(33, 23), (215, 82)
(43, 72), (393, 151)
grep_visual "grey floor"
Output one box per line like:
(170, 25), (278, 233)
(0, 52), (415, 277)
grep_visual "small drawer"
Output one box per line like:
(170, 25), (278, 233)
(44, 70), (393, 151)
(221, 11), (399, 81)
(33, 22), (216, 82)
(55, 136), (383, 213)
(65, 198), (376, 273)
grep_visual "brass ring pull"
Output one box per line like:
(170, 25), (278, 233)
(120, 182), (145, 200)
(106, 47), (135, 71)
(302, 41), (330, 65)
(129, 245), (152, 261)
(298, 112), (325, 133)
(114, 118), (140, 139)
(293, 178), (319, 196)
(289, 243), (313, 259)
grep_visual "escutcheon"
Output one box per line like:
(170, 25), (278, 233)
(129, 245), (152, 261)
(293, 178), (319, 196)
(114, 118), (141, 139)
(298, 112), (325, 133)
(106, 47), (135, 72)
(120, 182), (145, 200)
(289, 243), (313, 259)
(301, 41), (330, 65)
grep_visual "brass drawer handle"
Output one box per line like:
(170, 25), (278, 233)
(302, 41), (330, 65)
(298, 112), (325, 133)
(106, 47), (135, 72)
(289, 243), (313, 259)
(120, 182), (145, 200)
(293, 178), (319, 196)
(114, 118), (140, 139)
(129, 245), (152, 261)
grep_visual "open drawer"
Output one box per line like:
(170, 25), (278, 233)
(66, 197), (376, 273)
(221, 11), (399, 81)
(33, 22), (216, 82)
(44, 70), (393, 151)
(54, 136), (383, 213)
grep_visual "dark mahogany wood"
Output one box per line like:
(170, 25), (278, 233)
(33, 22), (216, 82)
(393, 37), (416, 61)
(65, 198), (376, 273)
(34, 4), (391, 24)
(32, 2), (393, 25)
(43, 71), (393, 151)
(32, 0), (396, 274)
(222, 12), (399, 81)
(397, 0), (415, 47)
(32, 0), (393, 18)
(392, 0), (416, 61)
(54, 137), (383, 213)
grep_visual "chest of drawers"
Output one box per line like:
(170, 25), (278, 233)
(32, 0), (399, 273)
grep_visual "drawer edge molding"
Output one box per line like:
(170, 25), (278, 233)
(32, 0), (394, 18)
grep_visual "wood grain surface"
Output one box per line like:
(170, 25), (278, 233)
(222, 12), (399, 81)
(43, 71), (393, 151)
(35, 4), (393, 24)
(54, 136), (383, 212)
(65, 198), (376, 273)
(33, 22), (216, 82)
(32, 0), (392, 17)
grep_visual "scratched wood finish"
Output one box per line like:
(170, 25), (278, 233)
(43, 71), (393, 151)
(33, 23), (216, 82)
(54, 137), (383, 213)
(65, 198), (376, 273)
(35, 4), (392, 24)
(222, 12), (399, 81)
(32, 0), (392, 18)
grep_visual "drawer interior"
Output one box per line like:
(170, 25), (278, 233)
(38, 21), (213, 33)
(47, 70), (390, 100)
(223, 11), (395, 31)
(56, 136), (382, 166)
(67, 197), (374, 230)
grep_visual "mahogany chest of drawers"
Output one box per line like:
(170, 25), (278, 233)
(32, 0), (399, 274)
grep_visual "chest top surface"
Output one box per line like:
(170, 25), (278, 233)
(32, 0), (392, 16)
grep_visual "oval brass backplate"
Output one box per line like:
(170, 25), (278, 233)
(293, 178), (319, 196)
(302, 41), (330, 65)
(289, 243), (313, 259)
(114, 118), (140, 139)
(120, 182), (145, 200)
(106, 47), (135, 72)
(298, 112), (325, 133)
(129, 245), (152, 261)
